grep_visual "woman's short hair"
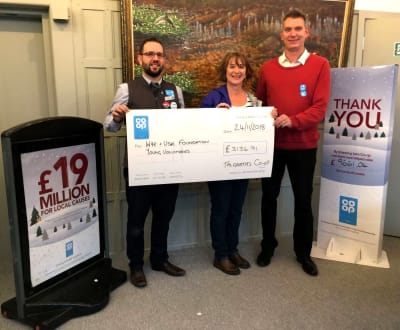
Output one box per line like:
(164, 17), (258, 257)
(217, 52), (254, 82)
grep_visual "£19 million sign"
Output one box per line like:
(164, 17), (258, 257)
(21, 144), (100, 286)
(38, 153), (91, 215)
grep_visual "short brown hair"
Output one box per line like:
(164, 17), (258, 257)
(217, 52), (254, 82)
(283, 8), (306, 23)
(138, 37), (165, 55)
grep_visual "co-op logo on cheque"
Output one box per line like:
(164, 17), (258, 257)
(133, 116), (149, 139)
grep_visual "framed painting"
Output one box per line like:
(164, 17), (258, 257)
(120, 0), (355, 107)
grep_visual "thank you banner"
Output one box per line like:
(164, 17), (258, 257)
(314, 65), (398, 266)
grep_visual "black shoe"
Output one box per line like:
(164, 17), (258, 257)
(229, 253), (251, 269)
(297, 256), (318, 276)
(130, 269), (147, 288)
(151, 261), (186, 276)
(213, 258), (240, 275)
(256, 250), (274, 267)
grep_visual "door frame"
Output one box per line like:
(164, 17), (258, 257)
(0, 5), (57, 115)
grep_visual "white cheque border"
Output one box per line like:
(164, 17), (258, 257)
(126, 107), (274, 186)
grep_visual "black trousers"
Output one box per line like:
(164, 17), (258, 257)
(260, 148), (317, 258)
(125, 172), (179, 270)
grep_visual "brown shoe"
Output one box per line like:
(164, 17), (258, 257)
(151, 261), (186, 276)
(130, 269), (147, 288)
(229, 253), (251, 269)
(213, 258), (240, 275)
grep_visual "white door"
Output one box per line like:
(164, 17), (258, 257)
(356, 11), (400, 236)
(0, 14), (52, 260)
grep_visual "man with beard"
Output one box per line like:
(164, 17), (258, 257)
(104, 37), (186, 288)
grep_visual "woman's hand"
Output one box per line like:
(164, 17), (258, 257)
(216, 102), (230, 109)
(271, 107), (278, 119)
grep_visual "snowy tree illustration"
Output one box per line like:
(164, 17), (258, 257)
(36, 226), (42, 237)
(365, 132), (372, 140)
(63, 223), (66, 229)
(54, 226), (58, 233)
(328, 114), (335, 123)
(329, 127), (335, 134)
(86, 213), (91, 223)
(92, 209), (97, 218)
(80, 217), (83, 223)
(92, 197), (96, 204)
(374, 132), (379, 138)
(336, 133), (340, 139)
(67, 222), (72, 230)
(42, 229), (49, 240)
(30, 206), (41, 226)
(352, 133), (356, 140)
(380, 132), (386, 138)
(360, 132), (364, 138)
(89, 201), (93, 208)
(342, 128), (348, 137)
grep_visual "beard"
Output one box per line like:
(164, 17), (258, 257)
(142, 62), (163, 77)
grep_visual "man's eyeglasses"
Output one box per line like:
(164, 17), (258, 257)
(141, 51), (166, 58)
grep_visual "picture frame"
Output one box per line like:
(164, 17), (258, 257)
(120, 0), (355, 106)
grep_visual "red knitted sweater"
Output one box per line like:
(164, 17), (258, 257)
(256, 54), (331, 149)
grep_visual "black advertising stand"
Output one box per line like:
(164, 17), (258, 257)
(1, 117), (126, 329)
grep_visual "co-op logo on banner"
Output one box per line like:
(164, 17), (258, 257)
(66, 240), (73, 257)
(134, 116), (149, 139)
(339, 196), (358, 226)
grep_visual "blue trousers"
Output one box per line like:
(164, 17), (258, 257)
(208, 179), (249, 259)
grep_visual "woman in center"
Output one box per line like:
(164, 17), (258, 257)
(201, 52), (255, 275)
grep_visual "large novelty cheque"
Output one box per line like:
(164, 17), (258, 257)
(126, 107), (275, 186)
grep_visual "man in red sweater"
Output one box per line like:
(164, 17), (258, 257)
(256, 8), (331, 276)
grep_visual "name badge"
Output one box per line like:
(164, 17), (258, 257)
(165, 89), (175, 101)
(299, 84), (307, 97)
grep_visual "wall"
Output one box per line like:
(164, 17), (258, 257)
(0, 0), (79, 117)
(1, 0), (399, 264)
(0, 0), (122, 263)
(0, 0), (313, 262)
(355, 0), (400, 13)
